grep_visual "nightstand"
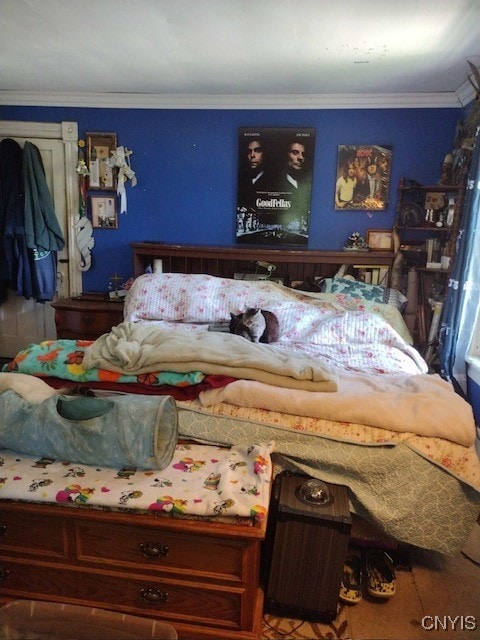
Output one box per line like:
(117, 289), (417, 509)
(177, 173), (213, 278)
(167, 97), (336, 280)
(51, 294), (124, 340)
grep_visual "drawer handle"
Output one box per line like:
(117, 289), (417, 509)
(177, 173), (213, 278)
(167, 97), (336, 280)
(82, 316), (94, 324)
(139, 587), (168, 605)
(0, 568), (10, 583)
(139, 542), (169, 559)
(0, 525), (6, 535)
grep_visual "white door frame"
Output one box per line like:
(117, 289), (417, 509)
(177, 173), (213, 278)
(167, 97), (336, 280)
(0, 119), (82, 297)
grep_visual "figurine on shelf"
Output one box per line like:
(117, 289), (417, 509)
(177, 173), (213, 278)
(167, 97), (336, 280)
(438, 152), (454, 185)
(343, 231), (370, 252)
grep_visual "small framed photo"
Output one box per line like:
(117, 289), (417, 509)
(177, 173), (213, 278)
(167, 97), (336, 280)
(86, 132), (117, 190)
(366, 229), (393, 251)
(90, 195), (118, 229)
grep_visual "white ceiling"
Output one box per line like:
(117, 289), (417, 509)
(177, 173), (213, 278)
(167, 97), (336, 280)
(1, 0), (480, 109)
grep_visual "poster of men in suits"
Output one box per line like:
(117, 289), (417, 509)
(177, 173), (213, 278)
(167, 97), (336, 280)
(236, 127), (315, 246)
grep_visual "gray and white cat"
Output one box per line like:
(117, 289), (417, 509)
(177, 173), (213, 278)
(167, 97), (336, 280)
(229, 308), (279, 344)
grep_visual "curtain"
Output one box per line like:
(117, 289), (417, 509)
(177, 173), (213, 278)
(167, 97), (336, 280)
(439, 125), (480, 395)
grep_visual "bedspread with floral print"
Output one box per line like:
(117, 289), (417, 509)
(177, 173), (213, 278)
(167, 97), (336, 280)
(2, 339), (205, 387)
(123, 273), (426, 376)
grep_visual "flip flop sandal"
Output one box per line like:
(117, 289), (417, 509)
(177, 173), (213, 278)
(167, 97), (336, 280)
(365, 549), (396, 599)
(339, 554), (363, 604)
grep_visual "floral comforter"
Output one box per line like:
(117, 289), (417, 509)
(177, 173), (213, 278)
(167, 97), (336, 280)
(2, 338), (204, 388)
(124, 273), (427, 376)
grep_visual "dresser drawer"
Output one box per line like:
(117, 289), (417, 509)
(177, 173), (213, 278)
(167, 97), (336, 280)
(0, 560), (245, 630)
(75, 521), (247, 582)
(51, 297), (124, 340)
(0, 510), (69, 560)
(55, 308), (122, 335)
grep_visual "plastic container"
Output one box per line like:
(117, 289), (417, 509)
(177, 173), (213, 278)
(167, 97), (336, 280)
(0, 600), (178, 640)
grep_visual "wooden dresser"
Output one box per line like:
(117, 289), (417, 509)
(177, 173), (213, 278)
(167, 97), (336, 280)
(0, 501), (266, 640)
(51, 295), (124, 340)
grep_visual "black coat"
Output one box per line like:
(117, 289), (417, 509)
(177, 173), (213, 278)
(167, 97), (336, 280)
(0, 138), (33, 302)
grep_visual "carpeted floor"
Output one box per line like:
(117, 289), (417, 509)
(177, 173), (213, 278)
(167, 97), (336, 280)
(262, 610), (349, 639)
(261, 524), (480, 640)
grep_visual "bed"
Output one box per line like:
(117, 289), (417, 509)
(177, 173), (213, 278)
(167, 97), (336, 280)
(1, 244), (480, 638)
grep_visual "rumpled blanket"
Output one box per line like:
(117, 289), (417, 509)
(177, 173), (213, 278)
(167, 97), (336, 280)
(0, 391), (178, 469)
(83, 321), (338, 392)
(198, 373), (476, 446)
(2, 339), (205, 387)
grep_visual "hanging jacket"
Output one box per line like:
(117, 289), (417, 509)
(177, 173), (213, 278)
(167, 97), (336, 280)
(23, 141), (64, 252)
(0, 138), (33, 302)
(22, 141), (65, 302)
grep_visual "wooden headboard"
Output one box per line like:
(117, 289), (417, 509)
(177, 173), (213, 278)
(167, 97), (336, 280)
(131, 242), (396, 286)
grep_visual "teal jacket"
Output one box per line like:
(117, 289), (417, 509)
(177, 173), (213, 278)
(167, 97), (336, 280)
(23, 141), (64, 252)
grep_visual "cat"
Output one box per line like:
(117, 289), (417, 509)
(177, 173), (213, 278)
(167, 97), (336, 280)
(229, 308), (279, 344)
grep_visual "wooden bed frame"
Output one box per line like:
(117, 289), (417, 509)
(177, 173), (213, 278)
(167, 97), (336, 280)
(131, 242), (396, 284)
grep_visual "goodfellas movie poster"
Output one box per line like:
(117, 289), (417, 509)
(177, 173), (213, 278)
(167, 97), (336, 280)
(236, 127), (315, 246)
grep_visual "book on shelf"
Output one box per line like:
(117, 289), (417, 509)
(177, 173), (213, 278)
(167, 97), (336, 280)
(425, 238), (442, 269)
(353, 264), (390, 287)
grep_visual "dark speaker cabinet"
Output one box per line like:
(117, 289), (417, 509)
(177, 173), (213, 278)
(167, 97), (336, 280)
(263, 472), (351, 622)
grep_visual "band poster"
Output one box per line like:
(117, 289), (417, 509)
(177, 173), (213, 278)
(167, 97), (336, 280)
(334, 145), (392, 211)
(236, 127), (316, 246)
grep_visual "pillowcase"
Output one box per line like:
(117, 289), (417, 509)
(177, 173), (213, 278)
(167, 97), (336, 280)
(124, 272), (290, 323)
(323, 278), (407, 311)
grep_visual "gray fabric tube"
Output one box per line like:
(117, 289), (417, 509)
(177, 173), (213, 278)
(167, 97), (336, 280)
(0, 391), (178, 470)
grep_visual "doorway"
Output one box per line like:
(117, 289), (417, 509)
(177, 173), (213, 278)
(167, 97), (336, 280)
(0, 120), (80, 358)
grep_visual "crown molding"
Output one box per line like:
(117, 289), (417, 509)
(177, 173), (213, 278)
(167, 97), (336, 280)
(455, 77), (478, 107)
(0, 90), (464, 110)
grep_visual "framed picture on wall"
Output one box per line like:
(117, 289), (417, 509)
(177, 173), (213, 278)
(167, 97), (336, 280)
(236, 127), (316, 246)
(366, 229), (394, 251)
(334, 145), (392, 211)
(90, 195), (118, 229)
(86, 132), (117, 190)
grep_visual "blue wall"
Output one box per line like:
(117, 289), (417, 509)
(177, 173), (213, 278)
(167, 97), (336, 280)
(0, 104), (460, 292)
